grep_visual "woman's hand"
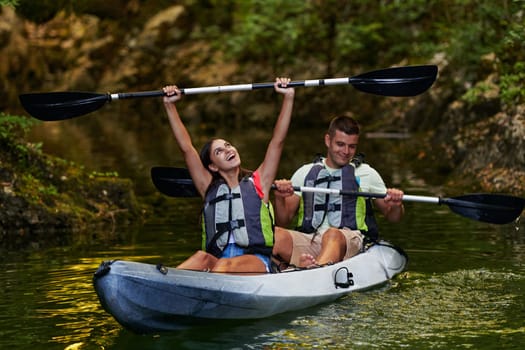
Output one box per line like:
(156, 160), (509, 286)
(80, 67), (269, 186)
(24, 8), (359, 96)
(274, 77), (295, 97)
(163, 85), (182, 104)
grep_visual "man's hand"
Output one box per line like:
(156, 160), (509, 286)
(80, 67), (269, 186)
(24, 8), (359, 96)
(384, 188), (404, 206)
(273, 179), (295, 198)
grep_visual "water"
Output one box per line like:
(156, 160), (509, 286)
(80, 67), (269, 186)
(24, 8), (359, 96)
(2, 201), (523, 349)
(4, 114), (523, 349)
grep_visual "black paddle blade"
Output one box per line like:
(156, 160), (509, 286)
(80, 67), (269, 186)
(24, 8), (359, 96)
(350, 65), (438, 97)
(151, 166), (199, 198)
(19, 92), (109, 121)
(442, 194), (525, 225)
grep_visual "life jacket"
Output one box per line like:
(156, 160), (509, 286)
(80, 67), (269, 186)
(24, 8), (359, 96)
(202, 176), (274, 258)
(352, 153), (380, 241)
(295, 155), (379, 240)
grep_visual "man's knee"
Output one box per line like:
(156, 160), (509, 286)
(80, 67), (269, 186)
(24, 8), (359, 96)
(322, 228), (346, 244)
(273, 227), (292, 255)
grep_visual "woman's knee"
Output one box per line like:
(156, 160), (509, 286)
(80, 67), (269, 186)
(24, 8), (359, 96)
(212, 255), (267, 273)
(212, 258), (233, 272)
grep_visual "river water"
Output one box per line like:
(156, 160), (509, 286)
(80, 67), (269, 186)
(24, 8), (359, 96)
(2, 109), (524, 349)
(2, 206), (523, 349)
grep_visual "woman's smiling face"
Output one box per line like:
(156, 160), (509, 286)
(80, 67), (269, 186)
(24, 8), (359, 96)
(208, 139), (241, 172)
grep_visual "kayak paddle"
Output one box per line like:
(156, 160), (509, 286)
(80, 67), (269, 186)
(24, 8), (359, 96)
(19, 65), (437, 121)
(150, 166), (525, 225)
(151, 167), (198, 198)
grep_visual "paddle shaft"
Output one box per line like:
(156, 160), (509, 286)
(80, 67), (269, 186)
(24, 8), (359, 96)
(295, 185), (522, 212)
(294, 185), (435, 202)
(110, 75), (429, 99)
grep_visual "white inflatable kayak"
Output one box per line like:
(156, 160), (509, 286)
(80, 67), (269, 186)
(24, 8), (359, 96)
(93, 241), (407, 333)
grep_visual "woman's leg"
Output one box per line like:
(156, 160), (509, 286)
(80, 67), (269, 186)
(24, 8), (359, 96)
(211, 254), (268, 274)
(177, 250), (218, 271)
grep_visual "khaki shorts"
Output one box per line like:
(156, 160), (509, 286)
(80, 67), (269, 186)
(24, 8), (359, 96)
(288, 228), (363, 266)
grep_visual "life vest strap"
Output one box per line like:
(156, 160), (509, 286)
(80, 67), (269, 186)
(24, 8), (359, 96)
(313, 175), (341, 186)
(215, 219), (246, 234)
(314, 203), (341, 212)
(209, 192), (241, 205)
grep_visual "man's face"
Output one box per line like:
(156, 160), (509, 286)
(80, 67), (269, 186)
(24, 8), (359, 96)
(324, 130), (359, 168)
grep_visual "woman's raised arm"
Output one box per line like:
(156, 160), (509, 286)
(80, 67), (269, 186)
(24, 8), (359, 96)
(163, 86), (212, 197)
(256, 78), (295, 202)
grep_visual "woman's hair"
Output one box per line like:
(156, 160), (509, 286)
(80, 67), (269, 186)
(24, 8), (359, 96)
(327, 115), (360, 137)
(199, 138), (220, 180)
(199, 138), (252, 184)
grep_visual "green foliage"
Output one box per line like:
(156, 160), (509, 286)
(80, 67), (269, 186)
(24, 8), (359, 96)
(500, 62), (525, 105)
(217, 0), (457, 72)
(0, 113), (38, 140)
(15, 173), (58, 204)
(218, 0), (525, 74)
(0, 114), (42, 169)
(89, 170), (119, 179)
(225, 0), (308, 67)
(336, 21), (384, 57)
(445, 2), (501, 65)
(460, 81), (494, 105)
(500, 16), (525, 63)
(0, 0), (19, 7)
(497, 8), (525, 106)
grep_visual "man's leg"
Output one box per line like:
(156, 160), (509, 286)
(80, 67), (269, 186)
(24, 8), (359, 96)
(272, 227), (294, 264)
(289, 231), (322, 267)
(315, 228), (347, 265)
(341, 228), (364, 259)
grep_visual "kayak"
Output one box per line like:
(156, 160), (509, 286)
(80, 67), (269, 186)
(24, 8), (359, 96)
(93, 241), (407, 333)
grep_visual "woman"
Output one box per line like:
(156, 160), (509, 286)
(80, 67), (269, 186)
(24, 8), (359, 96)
(163, 77), (295, 273)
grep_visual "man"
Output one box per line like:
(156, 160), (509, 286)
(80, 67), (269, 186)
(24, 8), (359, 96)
(272, 115), (404, 268)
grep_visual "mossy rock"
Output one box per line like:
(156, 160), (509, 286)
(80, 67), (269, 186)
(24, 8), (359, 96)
(0, 114), (144, 250)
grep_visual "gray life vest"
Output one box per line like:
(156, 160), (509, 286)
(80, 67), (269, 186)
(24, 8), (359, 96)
(295, 156), (370, 236)
(202, 176), (274, 258)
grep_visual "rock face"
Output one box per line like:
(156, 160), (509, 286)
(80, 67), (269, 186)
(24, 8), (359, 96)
(0, 175), (140, 250)
(404, 54), (525, 195)
(0, 116), (143, 250)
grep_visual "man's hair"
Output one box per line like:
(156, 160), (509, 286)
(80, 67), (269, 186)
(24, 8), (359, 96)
(327, 115), (360, 137)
